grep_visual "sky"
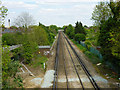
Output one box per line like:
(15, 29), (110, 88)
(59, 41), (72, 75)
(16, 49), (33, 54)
(2, 0), (110, 27)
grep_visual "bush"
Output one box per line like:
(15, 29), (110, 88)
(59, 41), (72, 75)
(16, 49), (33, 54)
(85, 40), (92, 49)
(75, 33), (86, 41)
(69, 31), (75, 39)
(2, 33), (17, 45)
(10, 26), (18, 29)
(2, 47), (23, 88)
(85, 51), (92, 56)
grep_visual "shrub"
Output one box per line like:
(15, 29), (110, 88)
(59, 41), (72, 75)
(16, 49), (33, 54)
(2, 33), (17, 45)
(85, 51), (92, 56)
(2, 47), (23, 88)
(69, 31), (75, 39)
(85, 40), (92, 49)
(74, 33), (86, 41)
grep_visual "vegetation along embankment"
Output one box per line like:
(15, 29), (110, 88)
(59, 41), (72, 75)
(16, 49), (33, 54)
(2, 22), (60, 88)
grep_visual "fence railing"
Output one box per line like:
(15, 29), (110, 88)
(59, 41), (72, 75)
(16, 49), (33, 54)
(79, 41), (103, 60)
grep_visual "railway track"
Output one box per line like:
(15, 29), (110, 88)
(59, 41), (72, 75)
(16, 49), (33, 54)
(53, 31), (60, 89)
(61, 33), (69, 89)
(53, 31), (100, 90)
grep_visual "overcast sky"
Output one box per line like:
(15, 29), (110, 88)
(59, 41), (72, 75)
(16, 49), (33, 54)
(2, 0), (109, 27)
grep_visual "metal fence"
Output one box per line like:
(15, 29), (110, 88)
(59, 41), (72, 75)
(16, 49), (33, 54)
(80, 41), (103, 60)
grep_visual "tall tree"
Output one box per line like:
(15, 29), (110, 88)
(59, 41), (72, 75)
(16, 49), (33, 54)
(91, 2), (113, 26)
(66, 24), (74, 36)
(97, 1), (120, 73)
(75, 21), (86, 35)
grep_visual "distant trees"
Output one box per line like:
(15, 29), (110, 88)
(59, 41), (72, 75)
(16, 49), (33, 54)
(74, 21), (86, 42)
(14, 12), (35, 28)
(49, 25), (58, 33)
(66, 24), (74, 36)
(64, 21), (86, 42)
(75, 21), (86, 35)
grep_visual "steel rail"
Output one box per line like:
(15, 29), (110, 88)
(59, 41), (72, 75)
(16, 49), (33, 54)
(53, 32), (60, 90)
(61, 32), (69, 89)
(63, 32), (84, 89)
(62, 32), (100, 90)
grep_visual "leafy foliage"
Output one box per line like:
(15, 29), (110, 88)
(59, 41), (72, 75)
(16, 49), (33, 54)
(65, 24), (74, 36)
(91, 2), (113, 26)
(2, 47), (23, 88)
(64, 24), (75, 40)
(2, 32), (23, 45)
(31, 26), (50, 45)
(75, 21), (86, 35)
(74, 33), (86, 41)
(85, 27), (99, 46)
(21, 40), (38, 63)
(94, 1), (120, 73)
(0, 1), (8, 25)
(38, 23), (58, 45)
(69, 31), (75, 39)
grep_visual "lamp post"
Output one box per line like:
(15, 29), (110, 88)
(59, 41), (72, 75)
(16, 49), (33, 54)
(8, 19), (10, 28)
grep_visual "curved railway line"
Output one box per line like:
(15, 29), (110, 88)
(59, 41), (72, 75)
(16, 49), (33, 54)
(53, 31), (100, 90)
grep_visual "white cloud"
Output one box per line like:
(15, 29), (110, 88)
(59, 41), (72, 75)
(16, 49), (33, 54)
(2, 1), (38, 10)
(3, 0), (108, 27)
(34, 0), (103, 3)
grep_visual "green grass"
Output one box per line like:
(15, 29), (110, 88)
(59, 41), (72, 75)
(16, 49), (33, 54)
(31, 54), (48, 68)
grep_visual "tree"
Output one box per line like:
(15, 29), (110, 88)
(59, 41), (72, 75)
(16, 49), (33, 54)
(69, 31), (75, 39)
(66, 24), (74, 36)
(49, 25), (58, 34)
(30, 26), (49, 45)
(97, 1), (120, 73)
(91, 2), (113, 26)
(75, 33), (86, 42)
(63, 25), (67, 33)
(14, 12), (35, 28)
(21, 40), (38, 64)
(0, 1), (8, 25)
(84, 25), (88, 28)
(75, 21), (86, 35)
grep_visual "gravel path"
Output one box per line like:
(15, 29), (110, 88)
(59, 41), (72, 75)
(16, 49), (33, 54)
(41, 70), (55, 88)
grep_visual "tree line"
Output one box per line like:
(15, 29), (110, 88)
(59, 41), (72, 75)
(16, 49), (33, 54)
(63, 21), (86, 42)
